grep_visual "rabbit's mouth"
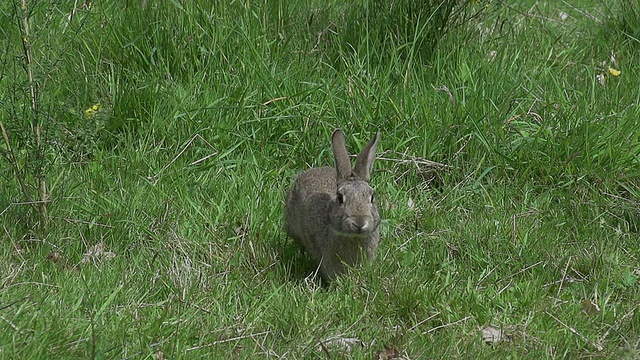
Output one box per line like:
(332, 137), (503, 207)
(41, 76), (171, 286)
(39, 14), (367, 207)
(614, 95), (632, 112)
(344, 218), (376, 234)
(330, 225), (372, 237)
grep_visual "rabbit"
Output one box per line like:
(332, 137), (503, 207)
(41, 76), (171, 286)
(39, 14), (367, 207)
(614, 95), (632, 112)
(284, 129), (381, 281)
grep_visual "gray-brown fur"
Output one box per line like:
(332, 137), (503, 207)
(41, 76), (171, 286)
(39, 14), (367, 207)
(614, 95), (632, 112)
(284, 129), (381, 281)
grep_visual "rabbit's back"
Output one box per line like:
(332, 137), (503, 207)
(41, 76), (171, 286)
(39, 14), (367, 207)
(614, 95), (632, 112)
(284, 167), (336, 262)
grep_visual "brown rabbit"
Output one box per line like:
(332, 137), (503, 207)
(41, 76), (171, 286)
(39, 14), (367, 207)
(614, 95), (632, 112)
(284, 129), (381, 281)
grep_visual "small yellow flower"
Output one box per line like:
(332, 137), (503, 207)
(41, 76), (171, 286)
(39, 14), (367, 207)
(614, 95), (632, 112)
(608, 67), (621, 76)
(84, 103), (101, 118)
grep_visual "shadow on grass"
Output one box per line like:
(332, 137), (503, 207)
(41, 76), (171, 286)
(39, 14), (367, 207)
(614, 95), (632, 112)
(277, 238), (333, 287)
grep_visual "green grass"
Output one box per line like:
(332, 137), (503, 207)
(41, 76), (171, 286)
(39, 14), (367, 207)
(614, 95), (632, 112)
(1, 0), (640, 358)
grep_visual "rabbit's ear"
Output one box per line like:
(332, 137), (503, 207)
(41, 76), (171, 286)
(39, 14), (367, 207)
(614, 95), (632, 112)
(353, 132), (380, 182)
(332, 129), (352, 181)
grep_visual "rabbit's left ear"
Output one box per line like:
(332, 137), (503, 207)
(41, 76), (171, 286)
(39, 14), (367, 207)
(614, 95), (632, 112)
(353, 132), (380, 182)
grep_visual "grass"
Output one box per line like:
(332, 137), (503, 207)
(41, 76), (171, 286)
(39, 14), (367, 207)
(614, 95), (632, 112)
(1, 0), (640, 358)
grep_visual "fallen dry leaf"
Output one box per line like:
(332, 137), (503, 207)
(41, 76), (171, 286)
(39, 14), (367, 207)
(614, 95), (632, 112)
(154, 349), (165, 360)
(480, 325), (510, 344)
(581, 299), (601, 314)
(318, 336), (365, 353)
(47, 251), (65, 264)
(376, 346), (401, 360)
(234, 225), (247, 237)
(407, 197), (415, 209)
(82, 242), (116, 264)
(558, 11), (568, 21)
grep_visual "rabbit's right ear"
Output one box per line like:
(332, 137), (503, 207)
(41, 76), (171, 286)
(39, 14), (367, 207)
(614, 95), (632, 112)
(332, 129), (352, 181)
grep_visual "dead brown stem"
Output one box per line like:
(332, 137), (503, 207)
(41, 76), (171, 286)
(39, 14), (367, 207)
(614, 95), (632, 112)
(16, 0), (48, 232)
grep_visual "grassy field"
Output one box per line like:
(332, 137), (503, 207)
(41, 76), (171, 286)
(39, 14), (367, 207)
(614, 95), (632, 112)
(1, 0), (639, 358)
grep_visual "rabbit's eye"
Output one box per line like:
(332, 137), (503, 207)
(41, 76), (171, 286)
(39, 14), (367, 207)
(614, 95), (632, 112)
(370, 193), (375, 203)
(337, 192), (345, 204)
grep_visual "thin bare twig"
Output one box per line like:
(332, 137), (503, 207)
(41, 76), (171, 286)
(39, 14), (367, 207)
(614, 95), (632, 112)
(376, 155), (451, 169)
(185, 331), (271, 351)
(598, 305), (637, 345)
(545, 311), (603, 351)
(425, 316), (472, 334)
(555, 256), (572, 306)
(499, 260), (543, 282)
(409, 312), (441, 332)
(0, 314), (24, 334)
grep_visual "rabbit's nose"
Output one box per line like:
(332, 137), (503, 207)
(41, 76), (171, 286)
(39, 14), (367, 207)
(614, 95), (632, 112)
(353, 218), (370, 232)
